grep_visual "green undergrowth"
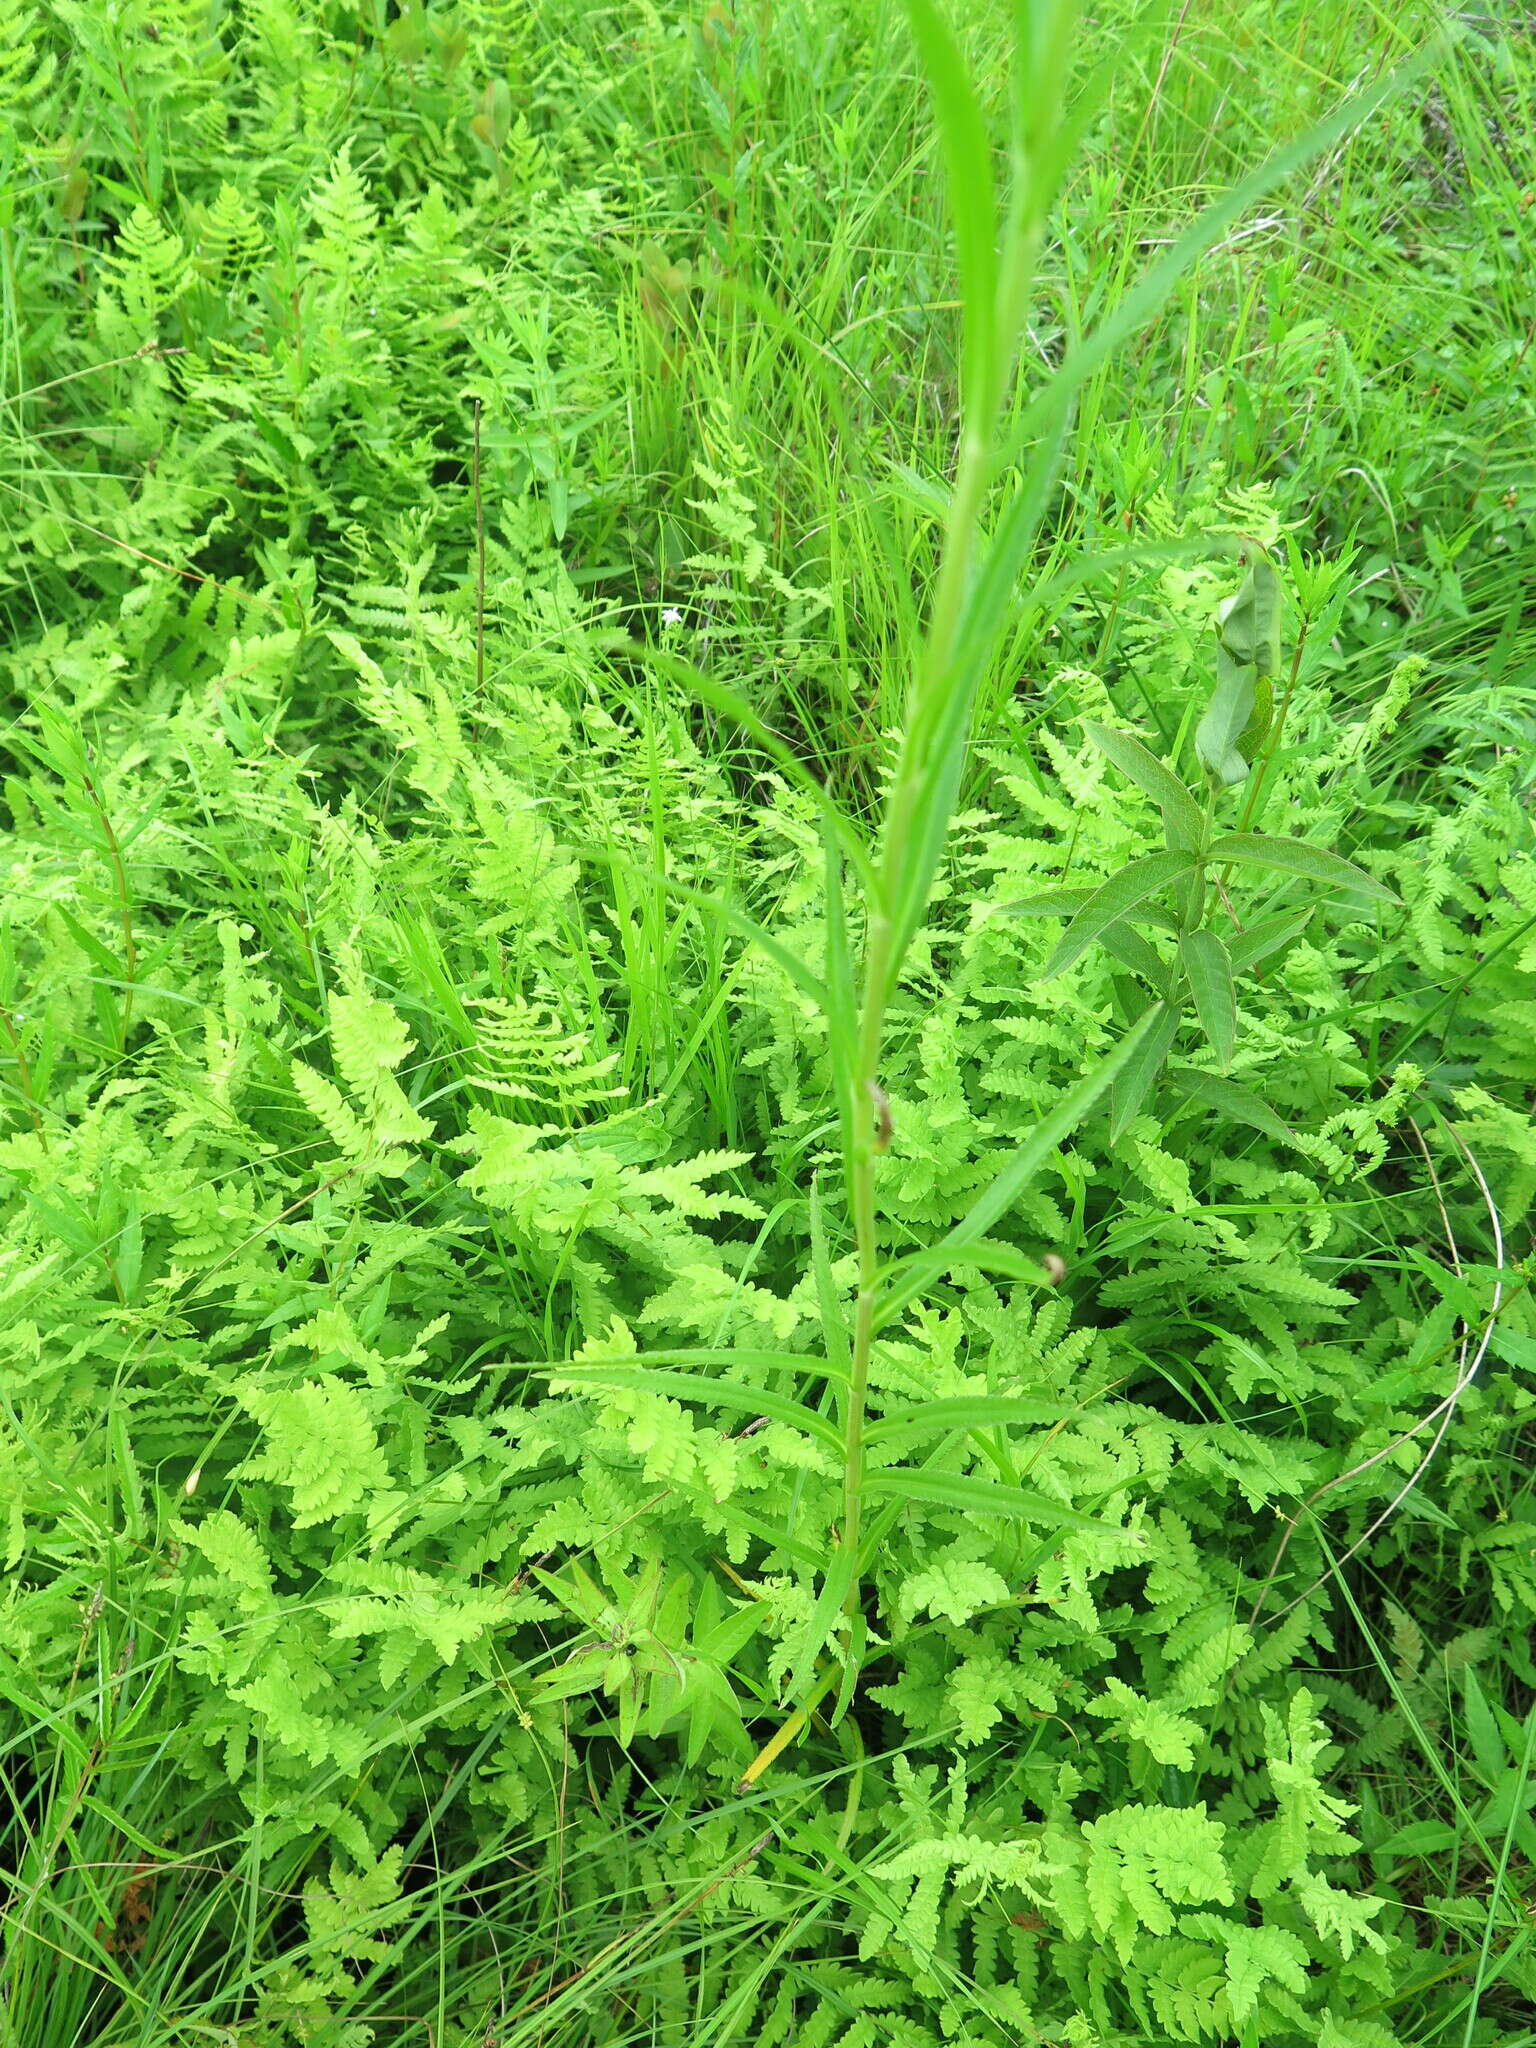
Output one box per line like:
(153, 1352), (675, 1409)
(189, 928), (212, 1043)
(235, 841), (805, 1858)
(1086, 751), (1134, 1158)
(2, 2), (1535, 2045)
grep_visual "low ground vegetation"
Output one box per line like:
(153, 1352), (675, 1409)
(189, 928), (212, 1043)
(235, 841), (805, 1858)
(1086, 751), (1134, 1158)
(2, 2), (1535, 2044)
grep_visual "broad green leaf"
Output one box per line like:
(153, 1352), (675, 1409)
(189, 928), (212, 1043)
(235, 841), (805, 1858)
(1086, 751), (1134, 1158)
(867, 1396), (1071, 1446)
(1040, 850), (1196, 980)
(1209, 833), (1399, 902)
(865, 1467), (1112, 1534)
(1180, 929), (1236, 1069)
(544, 1366), (842, 1450)
(1107, 1001), (1181, 1142)
(1167, 1065), (1296, 1145)
(1084, 722), (1205, 850)
(1196, 663), (1270, 788)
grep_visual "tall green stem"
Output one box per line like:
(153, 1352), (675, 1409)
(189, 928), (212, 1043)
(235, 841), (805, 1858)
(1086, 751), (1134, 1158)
(838, 418), (1009, 1599)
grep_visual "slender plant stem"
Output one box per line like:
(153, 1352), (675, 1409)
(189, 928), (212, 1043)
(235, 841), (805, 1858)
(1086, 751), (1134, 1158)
(839, 407), (1011, 1601)
(0, 1000), (46, 1149)
(80, 768), (137, 1052)
(473, 395), (486, 713)
(1234, 609), (1311, 835)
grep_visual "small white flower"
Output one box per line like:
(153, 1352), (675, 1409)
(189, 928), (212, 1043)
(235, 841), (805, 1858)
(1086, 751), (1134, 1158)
(661, 606), (683, 627)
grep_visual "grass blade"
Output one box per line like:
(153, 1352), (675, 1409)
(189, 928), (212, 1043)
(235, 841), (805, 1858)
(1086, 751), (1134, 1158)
(903, 0), (1000, 416)
(864, 1467), (1110, 1532)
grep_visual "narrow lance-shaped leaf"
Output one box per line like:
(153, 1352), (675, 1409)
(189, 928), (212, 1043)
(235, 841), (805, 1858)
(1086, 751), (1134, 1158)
(1084, 722), (1206, 851)
(1227, 905), (1314, 971)
(1209, 833), (1399, 902)
(866, 1395), (1072, 1446)
(993, 42), (1442, 475)
(904, 0), (1000, 418)
(1005, 886), (1181, 934)
(876, 1005), (1161, 1329)
(1167, 1064), (1298, 1146)
(865, 1467), (1115, 1533)
(1180, 929), (1237, 1069)
(544, 1365), (843, 1449)
(1099, 919), (1171, 997)
(1039, 849), (1197, 980)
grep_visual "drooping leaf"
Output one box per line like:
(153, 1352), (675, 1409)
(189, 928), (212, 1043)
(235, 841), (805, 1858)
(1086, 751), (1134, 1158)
(1196, 551), (1282, 788)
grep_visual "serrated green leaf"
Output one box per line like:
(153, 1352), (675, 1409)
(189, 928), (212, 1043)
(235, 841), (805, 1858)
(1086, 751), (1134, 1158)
(1180, 929), (1236, 1068)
